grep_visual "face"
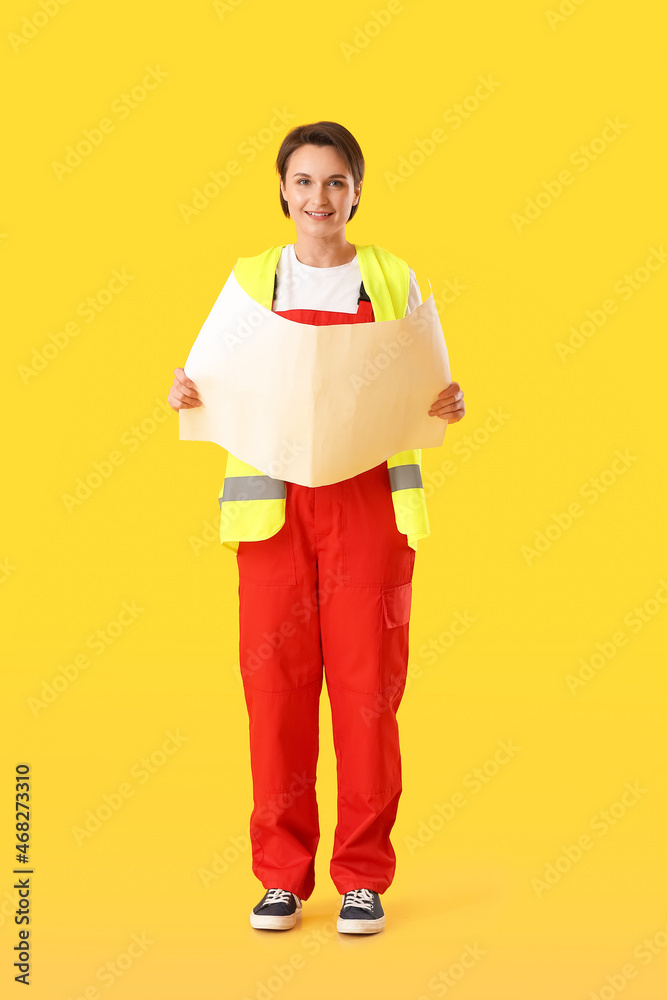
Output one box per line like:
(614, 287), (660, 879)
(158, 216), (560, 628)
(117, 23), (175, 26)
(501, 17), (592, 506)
(280, 144), (361, 235)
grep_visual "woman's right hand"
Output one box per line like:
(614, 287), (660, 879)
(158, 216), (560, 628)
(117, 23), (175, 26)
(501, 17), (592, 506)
(168, 367), (202, 410)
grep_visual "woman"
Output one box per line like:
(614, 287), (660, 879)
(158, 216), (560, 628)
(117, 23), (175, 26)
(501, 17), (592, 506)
(168, 121), (465, 935)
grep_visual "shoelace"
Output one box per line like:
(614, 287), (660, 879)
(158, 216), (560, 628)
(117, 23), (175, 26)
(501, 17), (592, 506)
(261, 888), (296, 908)
(342, 888), (375, 912)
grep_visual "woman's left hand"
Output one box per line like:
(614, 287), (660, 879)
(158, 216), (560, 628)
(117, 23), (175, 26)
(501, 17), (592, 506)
(428, 381), (465, 422)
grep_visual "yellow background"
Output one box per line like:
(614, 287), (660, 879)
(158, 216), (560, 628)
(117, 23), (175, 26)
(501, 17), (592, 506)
(2, 0), (666, 997)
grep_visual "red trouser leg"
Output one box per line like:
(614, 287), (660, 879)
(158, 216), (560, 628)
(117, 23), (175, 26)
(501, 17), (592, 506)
(237, 462), (414, 900)
(236, 517), (323, 901)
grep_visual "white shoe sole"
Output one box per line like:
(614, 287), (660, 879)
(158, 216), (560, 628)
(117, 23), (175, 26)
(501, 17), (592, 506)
(250, 903), (302, 930)
(337, 915), (385, 934)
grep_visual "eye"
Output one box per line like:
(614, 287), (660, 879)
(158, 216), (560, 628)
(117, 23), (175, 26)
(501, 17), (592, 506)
(295, 179), (344, 185)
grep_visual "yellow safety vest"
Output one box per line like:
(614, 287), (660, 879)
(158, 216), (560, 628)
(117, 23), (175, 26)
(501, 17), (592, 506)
(218, 243), (431, 553)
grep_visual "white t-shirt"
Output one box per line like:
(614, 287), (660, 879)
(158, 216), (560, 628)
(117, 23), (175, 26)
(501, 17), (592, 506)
(273, 243), (422, 316)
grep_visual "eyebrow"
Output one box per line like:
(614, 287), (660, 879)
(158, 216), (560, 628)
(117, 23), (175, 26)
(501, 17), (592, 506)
(291, 172), (349, 179)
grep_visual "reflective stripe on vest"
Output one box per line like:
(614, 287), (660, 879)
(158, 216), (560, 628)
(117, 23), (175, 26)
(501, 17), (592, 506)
(220, 476), (286, 501)
(218, 243), (431, 553)
(387, 463), (423, 491)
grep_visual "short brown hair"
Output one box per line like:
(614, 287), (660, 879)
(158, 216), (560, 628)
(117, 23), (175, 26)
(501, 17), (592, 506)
(275, 121), (365, 221)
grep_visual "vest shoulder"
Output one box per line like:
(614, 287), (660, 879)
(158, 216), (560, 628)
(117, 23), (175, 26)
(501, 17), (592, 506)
(233, 246), (284, 269)
(359, 243), (410, 269)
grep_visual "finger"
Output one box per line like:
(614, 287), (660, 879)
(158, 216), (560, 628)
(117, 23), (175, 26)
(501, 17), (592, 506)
(174, 379), (200, 400)
(433, 392), (463, 406)
(428, 407), (463, 421)
(177, 388), (202, 404)
(437, 388), (463, 403)
(178, 386), (201, 401)
(175, 368), (198, 391)
(174, 372), (197, 390)
(169, 394), (202, 409)
(429, 400), (462, 414)
(436, 380), (461, 397)
(170, 386), (202, 406)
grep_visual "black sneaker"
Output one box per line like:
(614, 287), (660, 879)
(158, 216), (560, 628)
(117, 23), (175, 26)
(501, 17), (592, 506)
(337, 888), (385, 934)
(250, 888), (302, 930)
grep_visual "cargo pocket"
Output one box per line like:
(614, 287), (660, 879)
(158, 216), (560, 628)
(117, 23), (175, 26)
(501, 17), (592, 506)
(379, 582), (412, 696)
(382, 581), (412, 628)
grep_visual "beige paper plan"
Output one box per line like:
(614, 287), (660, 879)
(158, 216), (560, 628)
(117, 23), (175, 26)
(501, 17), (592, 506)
(179, 270), (451, 487)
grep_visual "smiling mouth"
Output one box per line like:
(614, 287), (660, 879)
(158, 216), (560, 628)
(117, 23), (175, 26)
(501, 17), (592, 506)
(306, 211), (333, 217)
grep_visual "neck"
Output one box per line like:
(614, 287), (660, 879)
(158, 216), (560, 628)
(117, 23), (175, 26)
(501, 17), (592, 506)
(292, 233), (357, 268)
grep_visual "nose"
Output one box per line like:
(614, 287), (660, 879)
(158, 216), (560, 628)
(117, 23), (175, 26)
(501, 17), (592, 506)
(310, 185), (330, 206)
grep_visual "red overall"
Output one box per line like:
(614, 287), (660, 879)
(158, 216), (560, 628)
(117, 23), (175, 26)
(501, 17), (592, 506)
(236, 289), (415, 900)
